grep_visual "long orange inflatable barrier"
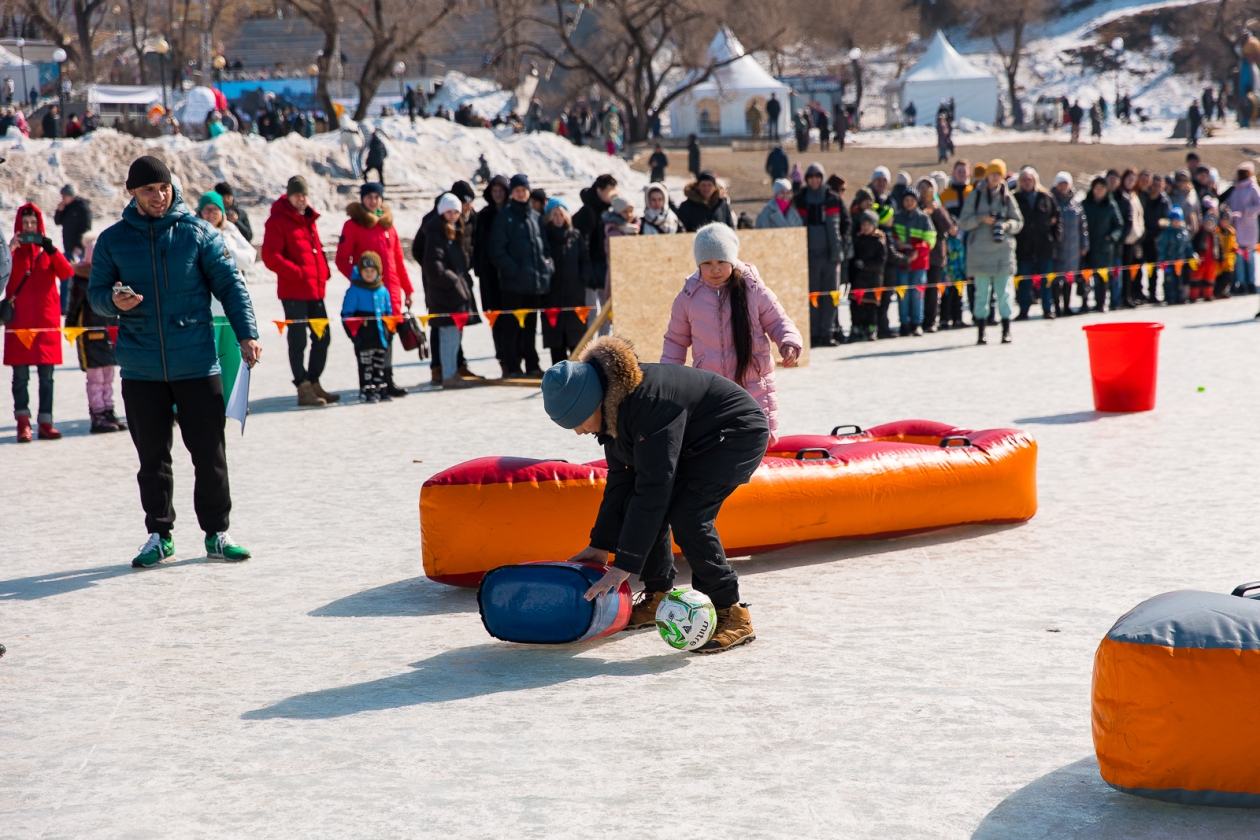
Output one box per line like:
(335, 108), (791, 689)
(420, 420), (1038, 586)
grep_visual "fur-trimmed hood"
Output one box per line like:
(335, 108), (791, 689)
(683, 180), (728, 207)
(346, 201), (394, 230)
(579, 335), (642, 439)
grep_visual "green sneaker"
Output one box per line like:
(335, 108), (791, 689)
(132, 533), (175, 568)
(205, 532), (251, 562)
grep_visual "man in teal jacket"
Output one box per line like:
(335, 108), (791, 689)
(89, 156), (261, 568)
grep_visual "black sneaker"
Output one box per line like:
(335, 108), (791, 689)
(383, 383), (409, 398)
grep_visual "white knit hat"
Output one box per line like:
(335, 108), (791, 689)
(772, 178), (793, 196)
(693, 223), (740, 265)
(1054, 171), (1073, 188)
(873, 165), (891, 181)
(436, 192), (461, 215)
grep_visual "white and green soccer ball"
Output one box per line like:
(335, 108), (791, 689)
(655, 588), (717, 651)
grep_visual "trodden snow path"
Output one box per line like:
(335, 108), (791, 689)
(4, 286), (1260, 838)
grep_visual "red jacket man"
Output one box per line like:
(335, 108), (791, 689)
(334, 181), (412, 397)
(4, 203), (73, 440)
(262, 176), (337, 406)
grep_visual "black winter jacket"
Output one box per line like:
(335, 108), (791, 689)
(849, 230), (903, 291)
(573, 186), (612, 268)
(1014, 189), (1063, 262)
(474, 175), (510, 308)
(1082, 193), (1124, 269)
(54, 197), (92, 257)
(489, 199), (553, 296)
(676, 181), (735, 232)
(544, 223), (590, 308)
(422, 218), (482, 328)
(583, 337), (769, 574)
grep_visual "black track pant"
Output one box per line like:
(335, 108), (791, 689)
(281, 299), (330, 386)
(639, 478), (742, 609)
(121, 375), (230, 538)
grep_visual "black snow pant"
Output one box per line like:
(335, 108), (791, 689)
(809, 254), (839, 344)
(281, 299), (330, 386)
(924, 266), (942, 329)
(121, 375), (230, 538)
(496, 291), (543, 375)
(639, 478), (743, 609)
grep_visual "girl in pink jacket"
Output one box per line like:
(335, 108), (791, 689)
(661, 223), (802, 438)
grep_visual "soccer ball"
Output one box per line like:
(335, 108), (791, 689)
(655, 588), (717, 651)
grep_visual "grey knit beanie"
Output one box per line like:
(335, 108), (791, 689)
(693, 223), (740, 265)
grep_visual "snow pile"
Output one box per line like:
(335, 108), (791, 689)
(429, 71), (514, 119)
(0, 116), (646, 239)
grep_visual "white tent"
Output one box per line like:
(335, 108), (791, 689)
(0, 45), (39, 102)
(885, 32), (998, 126)
(87, 85), (164, 106)
(668, 28), (789, 139)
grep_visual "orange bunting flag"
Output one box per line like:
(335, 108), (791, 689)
(1081, 269), (1094, 280)
(451, 312), (469, 331)
(13, 329), (36, 348)
(382, 315), (400, 333)
(513, 308), (532, 327)
(1129, 266), (1139, 280)
(829, 291), (841, 306)
(61, 326), (86, 344)
(1174, 260), (1185, 273)
(936, 283), (946, 294)
(544, 307), (561, 328)
(309, 318), (329, 339)
(808, 292), (819, 308)
(343, 317), (363, 337)
(574, 306), (592, 324)
(483, 310), (500, 327)
(875, 289), (885, 303)
(273, 319), (289, 335)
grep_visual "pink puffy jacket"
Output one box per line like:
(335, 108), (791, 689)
(661, 261), (802, 436)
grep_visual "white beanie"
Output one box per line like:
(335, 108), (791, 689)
(436, 192), (461, 215)
(693, 223), (740, 265)
(873, 165), (891, 181)
(772, 178), (793, 196)
(1054, 171), (1073, 188)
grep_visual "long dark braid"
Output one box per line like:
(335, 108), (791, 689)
(726, 267), (754, 383)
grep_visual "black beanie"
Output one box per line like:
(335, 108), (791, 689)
(126, 155), (172, 191)
(450, 180), (475, 203)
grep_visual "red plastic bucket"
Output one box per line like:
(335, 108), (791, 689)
(1082, 322), (1164, 412)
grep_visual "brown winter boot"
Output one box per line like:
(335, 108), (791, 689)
(624, 590), (667, 630)
(695, 603), (756, 654)
(457, 363), (485, 380)
(296, 381), (326, 407)
(310, 380), (340, 403)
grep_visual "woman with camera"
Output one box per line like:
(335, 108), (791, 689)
(960, 159), (1024, 345)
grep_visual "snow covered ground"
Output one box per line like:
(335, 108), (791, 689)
(4, 282), (1260, 837)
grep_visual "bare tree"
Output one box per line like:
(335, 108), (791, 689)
(281, 0), (340, 122)
(805, 0), (917, 114)
(492, 0), (786, 144)
(19, 0), (109, 82)
(347, 0), (460, 121)
(967, 0), (1047, 126)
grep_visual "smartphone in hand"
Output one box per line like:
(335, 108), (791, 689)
(17, 232), (41, 244)
(113, 285), (137, 297)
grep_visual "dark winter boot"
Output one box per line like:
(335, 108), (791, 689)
(625, 590), (668, 630)
(1001, 318), (1012, 343)
(104, 409), (127, 431)
(90, 411), (115, 434)
(358, 351), (379, 403)
(457, 363), (485, 380)
(695, 603), (756, 654)
(1014, 308), (1029, 321)
(976, 321), (987, 345)
(382, 370), (409, 398)
(374, 351), (394, 401)
(430, 362), (444, 385)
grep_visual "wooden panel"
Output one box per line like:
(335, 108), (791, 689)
(607, 227), (810, 365)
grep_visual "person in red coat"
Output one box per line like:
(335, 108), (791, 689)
(262, 176), (337, 407)
(4, 203), (73, 441)
(335, 181), (412, 397)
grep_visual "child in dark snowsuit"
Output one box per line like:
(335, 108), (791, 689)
(341, 251), (393, 402)
(848, 210), (906, 340)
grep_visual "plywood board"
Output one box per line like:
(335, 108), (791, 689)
(608, 227), (810, 366)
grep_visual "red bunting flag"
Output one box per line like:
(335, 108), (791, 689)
(344, 317), (363, 337)
(483, 310), (501, 327)
(544, 307), (561, 328)
(106, 326), (119, 344)
(1031, 275), (1042, 290)
(451, 312), (470, 331)
(852, 289), (865, 304)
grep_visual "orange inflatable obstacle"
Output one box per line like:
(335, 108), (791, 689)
(420, 420), (1038, 586)
(1092, 585), (1260, 807)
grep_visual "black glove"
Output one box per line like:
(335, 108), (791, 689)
(853, 259), (865, 269)
(40, 236), (55, 255)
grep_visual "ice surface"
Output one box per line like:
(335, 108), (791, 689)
(4, 279), (1260, 837)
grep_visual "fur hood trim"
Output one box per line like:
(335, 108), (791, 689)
(346, 201), (394, 230)
(580, 336), (642, 438)
(683, 180), (728, 207)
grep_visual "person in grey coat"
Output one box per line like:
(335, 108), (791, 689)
(755, 179), (803, 230)
(1050, 172), (1088, 317)
(959, 159), (1024, 344)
